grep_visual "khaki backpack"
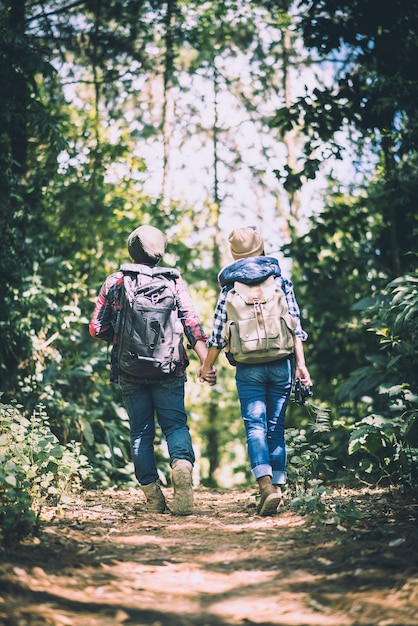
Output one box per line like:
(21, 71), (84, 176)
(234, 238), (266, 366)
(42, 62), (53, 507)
(222, 275), (296, 364)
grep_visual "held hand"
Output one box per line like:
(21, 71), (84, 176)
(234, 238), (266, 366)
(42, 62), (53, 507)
(295, 365), (312, 388)
(198, 365), (217, 386)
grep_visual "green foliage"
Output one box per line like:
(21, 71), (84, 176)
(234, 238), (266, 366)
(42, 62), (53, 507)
(190, 357), (247, 487)
(0, 17), (63, 392)
(290, 481), (364, 526)
(287, 400), (336, 480)
(290, 481), (329, 518)
(0, 402), (90, 545)
(274, 0), (418, 185)
(286, 425), (364, 525)
(337, 269), (418, 486)
(347, 413), (416, 485)
(283, 194), (385, 397)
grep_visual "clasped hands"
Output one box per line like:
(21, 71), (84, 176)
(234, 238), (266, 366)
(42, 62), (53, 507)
(198, 364), (217, 386)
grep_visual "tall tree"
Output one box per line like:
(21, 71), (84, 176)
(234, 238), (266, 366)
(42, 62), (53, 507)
(0, 0), (60, 395)
(271, 0), (418, 276)
(271, 0), (418, 486)
(161, 0), (177, 211)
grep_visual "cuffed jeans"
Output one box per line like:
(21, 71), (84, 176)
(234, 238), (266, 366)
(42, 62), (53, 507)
(235, 357), (293, 485)
(119, 374), (195, 486)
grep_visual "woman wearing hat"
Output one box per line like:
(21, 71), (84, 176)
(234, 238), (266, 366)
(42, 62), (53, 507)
(198, 227), (312, 515)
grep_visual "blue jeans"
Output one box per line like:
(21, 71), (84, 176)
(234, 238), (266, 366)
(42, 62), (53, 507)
(119, 374), (195, 486)
(235, 357), (293, 485)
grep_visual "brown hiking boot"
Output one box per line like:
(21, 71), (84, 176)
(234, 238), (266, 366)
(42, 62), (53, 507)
(140, 481), (167, 513)
(170, 459), (194, 516)
(257, 475), (282, 516)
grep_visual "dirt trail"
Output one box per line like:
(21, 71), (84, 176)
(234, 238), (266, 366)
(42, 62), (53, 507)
(0, 486), (417, 626)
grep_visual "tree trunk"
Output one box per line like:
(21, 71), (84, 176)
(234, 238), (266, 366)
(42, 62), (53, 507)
(282, 25), (300, 239)
(9, 0), (27, 176)
(161, 0), (176, 213)
(205, 62), (223, 487)
(382, 136), (401, 277)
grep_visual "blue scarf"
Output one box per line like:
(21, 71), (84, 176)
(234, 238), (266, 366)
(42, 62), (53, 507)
(218, 256), (282, 287)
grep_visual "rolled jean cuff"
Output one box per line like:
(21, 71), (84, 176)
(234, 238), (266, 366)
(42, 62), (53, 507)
(272, 470), (286, 485)
(252, 464), (272, 480)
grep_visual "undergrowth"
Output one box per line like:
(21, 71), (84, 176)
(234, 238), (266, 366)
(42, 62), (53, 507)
(0, 401), (90, 546)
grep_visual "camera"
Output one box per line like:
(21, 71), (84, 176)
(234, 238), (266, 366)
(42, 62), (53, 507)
(294, 378), (313, 405)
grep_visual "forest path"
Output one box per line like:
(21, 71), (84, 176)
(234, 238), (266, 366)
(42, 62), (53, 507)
(0, 486), (417, 626)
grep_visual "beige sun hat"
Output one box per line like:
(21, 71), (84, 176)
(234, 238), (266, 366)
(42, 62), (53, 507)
(228, 227), (264, 260)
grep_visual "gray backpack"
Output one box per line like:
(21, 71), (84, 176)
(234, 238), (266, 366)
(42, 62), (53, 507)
(117, 264), (184, 379)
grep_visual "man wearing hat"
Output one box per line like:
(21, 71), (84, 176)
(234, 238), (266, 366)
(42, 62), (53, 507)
(90, 225), (216, 515)
(198, 226), (312, 516)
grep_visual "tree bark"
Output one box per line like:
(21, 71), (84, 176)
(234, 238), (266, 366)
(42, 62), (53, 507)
(161, 0), (176, 212)
(9, 0), (27, 176)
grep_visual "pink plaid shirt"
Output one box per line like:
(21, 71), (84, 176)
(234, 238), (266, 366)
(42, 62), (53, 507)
(90, 267), (207, 378)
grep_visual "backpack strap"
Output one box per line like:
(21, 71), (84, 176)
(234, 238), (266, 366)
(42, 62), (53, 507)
(120, 263), (180, 281)
(120, 265), (180, 310)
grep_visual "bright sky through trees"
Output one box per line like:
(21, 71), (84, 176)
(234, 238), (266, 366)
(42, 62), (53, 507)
(55, 4), (359, 252)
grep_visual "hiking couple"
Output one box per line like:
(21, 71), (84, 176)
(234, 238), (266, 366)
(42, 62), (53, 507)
(90, 225), (311, 517)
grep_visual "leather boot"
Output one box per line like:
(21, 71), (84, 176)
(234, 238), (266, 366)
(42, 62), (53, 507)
(257, 475), (282, 516)
(140, 480), (167, 513)
(170, 459), (194, 516)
